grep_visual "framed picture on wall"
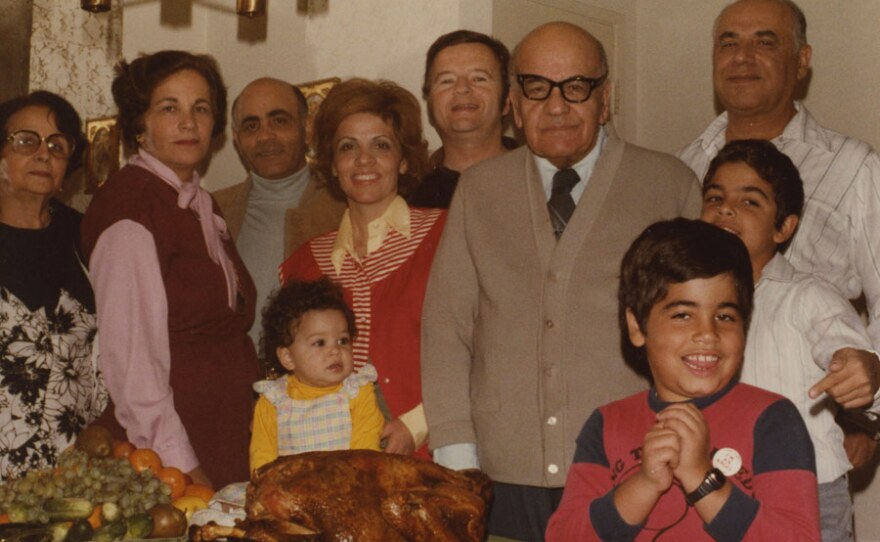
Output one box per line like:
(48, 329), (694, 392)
(85, 117), (120, 193)
(296, 77), (340, 161)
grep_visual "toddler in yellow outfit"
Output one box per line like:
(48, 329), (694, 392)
(249, 278), (384, 474)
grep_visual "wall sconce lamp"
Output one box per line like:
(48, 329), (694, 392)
(80, 1), (268, 18)
(81, 0), (111, 12)
(236, 0), (266, 17)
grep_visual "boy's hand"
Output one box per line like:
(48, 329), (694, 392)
(638, 421), (679, 493)
(656, 403), (712, 491)
(809, 348), (880, 409)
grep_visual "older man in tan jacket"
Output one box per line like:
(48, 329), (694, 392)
(421, 22), (701, 540)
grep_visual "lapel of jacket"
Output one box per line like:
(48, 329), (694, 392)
(225, 177), (252, 240)
(283, 175), (345, 258)
(523, 149), (556, 270)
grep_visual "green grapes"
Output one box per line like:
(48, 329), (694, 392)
(0, 449), (171, 524)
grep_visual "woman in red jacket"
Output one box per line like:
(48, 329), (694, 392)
(279, 78), (443, 459)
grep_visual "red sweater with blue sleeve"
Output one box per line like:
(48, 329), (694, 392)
(546, 382), (820, 541)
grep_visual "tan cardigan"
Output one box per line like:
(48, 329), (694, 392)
(421, 133), (702, 487)
(212, 173), (346, 259)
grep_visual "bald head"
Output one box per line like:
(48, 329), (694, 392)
(716, 0), (807, 53)
(232, 77), (308, 127)
(232, 77), (309, 179)
(512, 22), (608, 84)
(509, 21), (611, 169)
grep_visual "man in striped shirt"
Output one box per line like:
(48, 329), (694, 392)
(677, 0), (880, 470)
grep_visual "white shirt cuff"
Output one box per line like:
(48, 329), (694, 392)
(433, 443), (480, 470)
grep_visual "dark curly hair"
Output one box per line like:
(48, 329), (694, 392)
(618, 218), (754, 378)
(260, 277), (357, 378)
(0, 90), (86, 176)
(111, 50), (227, 154)
(312, 78), (428, 201)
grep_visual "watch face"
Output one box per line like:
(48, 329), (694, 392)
(686, 468), (727, 506)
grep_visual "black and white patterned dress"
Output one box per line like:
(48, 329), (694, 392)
(0, 199), (107, 480)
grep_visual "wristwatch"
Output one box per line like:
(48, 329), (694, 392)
(685, 468), (726, 506)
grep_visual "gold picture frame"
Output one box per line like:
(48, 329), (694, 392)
(84, 117), (121, 192)
(296, 77), (340, 161)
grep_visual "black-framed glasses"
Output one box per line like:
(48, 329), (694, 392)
(4, 130), (76, 159)
(516, 73), (608, 103)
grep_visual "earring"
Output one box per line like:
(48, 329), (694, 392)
(136, 134), (145, 145)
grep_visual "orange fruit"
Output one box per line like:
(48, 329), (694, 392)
(128, 448), (162, 475)
(172, 496), (207, 521)
(157, 466), (187, 499)
(112, 441), (135, 459)
(87, 504), (102, 529)
(184, 483), (215, 503)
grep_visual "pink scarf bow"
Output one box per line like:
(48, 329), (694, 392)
(130, 150), (239, 310)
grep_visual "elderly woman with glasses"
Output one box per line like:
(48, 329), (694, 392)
(82, 51), (259, 488)
(0, 91), (107, 480)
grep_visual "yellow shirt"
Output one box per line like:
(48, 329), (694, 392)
(249, 373), (385, 474)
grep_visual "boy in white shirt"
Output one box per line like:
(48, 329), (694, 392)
(700, 139), (880, 542)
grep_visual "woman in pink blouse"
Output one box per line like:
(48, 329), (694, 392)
(82, 51), (259, 487)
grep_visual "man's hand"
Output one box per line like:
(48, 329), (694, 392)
(381, 418), (416, 455)
(809, 348), (880, 409)
(843, 431), (878, 470)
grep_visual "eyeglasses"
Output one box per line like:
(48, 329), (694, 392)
(4, 130), (76, 159)
(516, 73), (608, 103)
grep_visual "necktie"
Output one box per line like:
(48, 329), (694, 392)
(548, 168), (580, 239)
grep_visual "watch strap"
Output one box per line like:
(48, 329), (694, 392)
(685, 467), (726, 506)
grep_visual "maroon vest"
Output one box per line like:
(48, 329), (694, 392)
(83, 165), (260, 486)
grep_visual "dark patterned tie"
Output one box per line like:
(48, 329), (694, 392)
(548, 168), (580, 239)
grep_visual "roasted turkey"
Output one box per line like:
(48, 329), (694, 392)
(190, 449), (493, 542)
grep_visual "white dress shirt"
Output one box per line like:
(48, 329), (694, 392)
(744, 253), (876, 483)
(678, 103), (880, 351)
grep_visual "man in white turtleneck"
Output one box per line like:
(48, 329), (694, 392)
(214, 77), (345, 346)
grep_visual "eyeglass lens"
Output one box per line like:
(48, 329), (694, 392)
(519, 74), (605, 103)
(8, 130), (74, 158)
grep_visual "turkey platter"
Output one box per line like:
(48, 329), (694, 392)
(190, 449), (493, 542)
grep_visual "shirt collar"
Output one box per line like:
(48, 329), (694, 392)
(287, 373), (344, 397)
(700, 101), (830, 155)
(331, 195), (411, 275)
(757, 252), (797, 285)
(534, 126), (607, 203)
(648, 378), (738, 413)
(250, 165), (310, 194)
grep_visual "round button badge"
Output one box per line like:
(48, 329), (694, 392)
(712, 447), (742, 477)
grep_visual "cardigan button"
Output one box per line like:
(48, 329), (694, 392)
(383, 377), (390, 384)
(547, 464), (559, 474)
(545, 319), (554, 328)
(547, 416), (558, 426)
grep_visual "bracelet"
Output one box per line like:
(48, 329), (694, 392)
(685, 468), (726, 506)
